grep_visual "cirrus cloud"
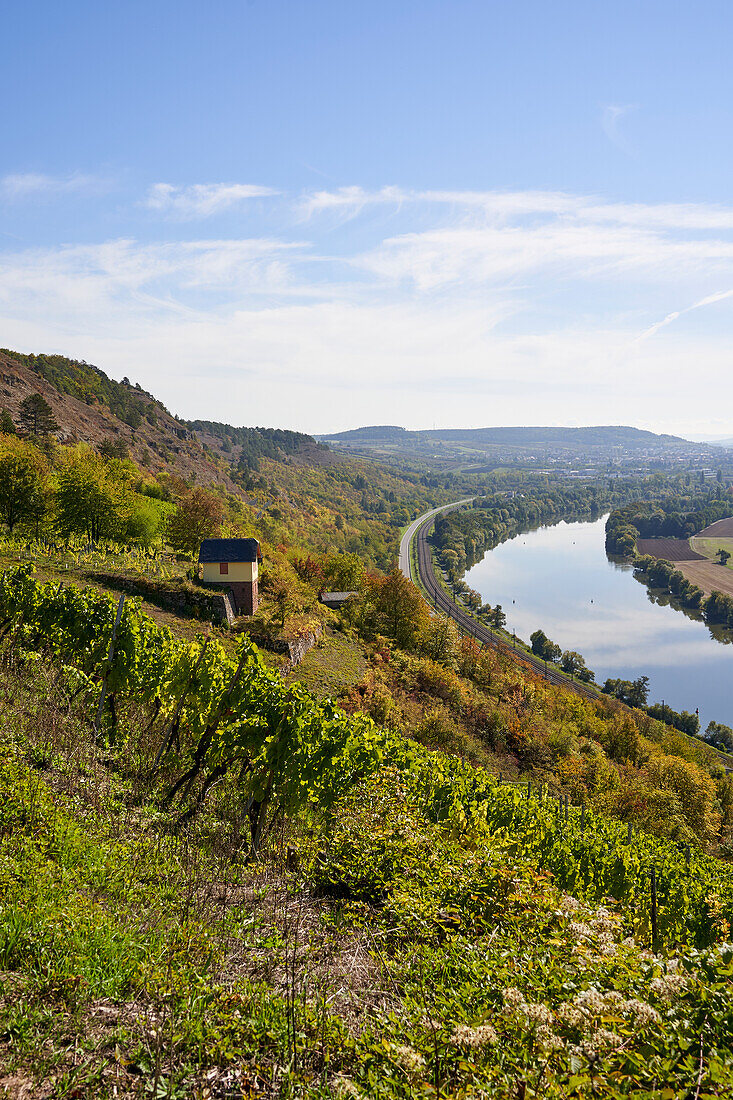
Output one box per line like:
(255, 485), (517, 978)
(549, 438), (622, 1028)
(146, 182), (279, 220)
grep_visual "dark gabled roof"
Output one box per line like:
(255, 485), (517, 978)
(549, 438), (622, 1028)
(198, 538), (262, 564)
(319, 590), (359, 606)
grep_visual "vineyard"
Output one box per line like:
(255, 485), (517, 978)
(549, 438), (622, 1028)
(3, 564), (733, 1095)
(3, 562), (733, 944)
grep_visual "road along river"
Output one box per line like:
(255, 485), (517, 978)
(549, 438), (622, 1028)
(463, 514), (733, 732)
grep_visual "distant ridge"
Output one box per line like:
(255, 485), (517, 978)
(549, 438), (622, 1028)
(319, 424), (686, 447)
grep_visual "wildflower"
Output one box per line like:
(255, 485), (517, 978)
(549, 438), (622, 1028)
(559, 896), (584, 914)
(392, 1045), (425, 1077)
(568, 921), (594, 940)
(595, 932), (617, 957)
(503, 987), (525, 1009)
(573, 988), (606, 1017)
(595, 1028), (624, 1050)
(558, 1003), (584, 1028)
(535, 1024), (564, 1052)
(452, 1023), (499, 1048)
(332, 1077), (362, 1098)
(591, 915), (618, 935)
(624, 998), (661, 1026)
(650, 971), (688, 1001)
(522, 1001), (553, 1027)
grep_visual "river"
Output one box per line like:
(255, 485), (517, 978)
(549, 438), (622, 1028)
(463, 514), (733, 732)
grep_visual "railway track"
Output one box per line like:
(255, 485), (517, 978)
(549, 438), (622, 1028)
(409, 505), (733, 770)
(415, 513), (614, 702)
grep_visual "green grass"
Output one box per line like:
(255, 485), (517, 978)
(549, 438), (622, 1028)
(290, 628), (367, 697)
(690, 535), (733, 566)
(4, 630), (733, 1096)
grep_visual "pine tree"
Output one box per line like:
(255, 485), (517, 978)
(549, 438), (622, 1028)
(0, 408), (15, 435)
(17, 392), (59, 437)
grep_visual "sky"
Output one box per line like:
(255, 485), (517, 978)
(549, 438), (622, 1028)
(2, 0), (733, 436)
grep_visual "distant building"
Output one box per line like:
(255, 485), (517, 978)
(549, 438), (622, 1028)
(198, 538), (262, 616)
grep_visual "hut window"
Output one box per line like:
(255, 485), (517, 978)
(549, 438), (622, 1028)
(219, 562), (229, 575)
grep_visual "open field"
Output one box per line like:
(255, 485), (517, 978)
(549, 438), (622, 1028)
(699, 517), (733, 538)
(678, 558), (733, 598)
(635, 537), (704, 561)
(690, 535), (733, 567)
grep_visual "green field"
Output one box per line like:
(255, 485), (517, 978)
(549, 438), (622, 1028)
(690, 535), (733, 566)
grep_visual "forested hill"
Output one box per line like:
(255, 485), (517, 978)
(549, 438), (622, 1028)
(321, 424), (686, 447)
(0, 347), (320, 487)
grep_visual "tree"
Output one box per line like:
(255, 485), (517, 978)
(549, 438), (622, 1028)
(271, 578), (294, 629)
(530, 629), (561, 662)
(491, 604), (507, 630)
(0, 409), (15, 435)
(704, 720), (733, 753)
(419, 613), (459, 663)
(166, 488), (224, 555)
(323, 552), (364, 592)
(372, 569), (426, 648)
(716, 548), (731, 566)
(55, 449), (126, 543)
(602, 676), (650, 708)
(0, 437), (48, 533)
(561, 650), (593, 679)
(17, 392), (59, 438)
(124, 498), (163, 547)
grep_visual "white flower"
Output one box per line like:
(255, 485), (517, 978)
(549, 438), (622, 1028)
(503, 987), (526, 1008)
(523, 1002), (553, 1027)
(392, 1045), (425, 1077)
(591, 916), (618, 935)
(649, 972), (687, 1002)
(595, 1028), (624, 1050)
(332, 1077), (362, 1098)
(559, 895), (584, 914)
(625, 999), (661, 1026)
(568, 921), (594, 940)
(574, 988), (606, 1017)
(452, 1023), (499, 1047)
(535, 1024), (564, 1052)
(558, 1003), (584, 1027)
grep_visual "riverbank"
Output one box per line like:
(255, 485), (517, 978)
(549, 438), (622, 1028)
(464, 514), (733, 731)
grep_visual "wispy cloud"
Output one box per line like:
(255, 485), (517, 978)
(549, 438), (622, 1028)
(0, 172), (107, 200)
(4, 184), (733, 433)
(638, 288), (733, 340)
(146, 182), (278, 220)
(601, 103), (637, 154)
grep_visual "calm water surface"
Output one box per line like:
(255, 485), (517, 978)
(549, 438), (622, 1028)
(464, 514), (733, 731)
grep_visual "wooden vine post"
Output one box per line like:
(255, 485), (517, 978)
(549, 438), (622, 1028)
(650, 866), (659, 953)
(94, 594), (125, 736)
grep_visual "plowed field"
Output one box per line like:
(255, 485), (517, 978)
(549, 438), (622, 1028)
(678, 559), (733, 598)
(635, 538), (704, 561)
(699, 518), (733, 538)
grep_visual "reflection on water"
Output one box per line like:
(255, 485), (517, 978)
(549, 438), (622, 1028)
(463, 514), (733, 730)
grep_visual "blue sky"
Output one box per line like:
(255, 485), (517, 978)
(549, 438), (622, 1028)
(2, 1), (733, 434)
